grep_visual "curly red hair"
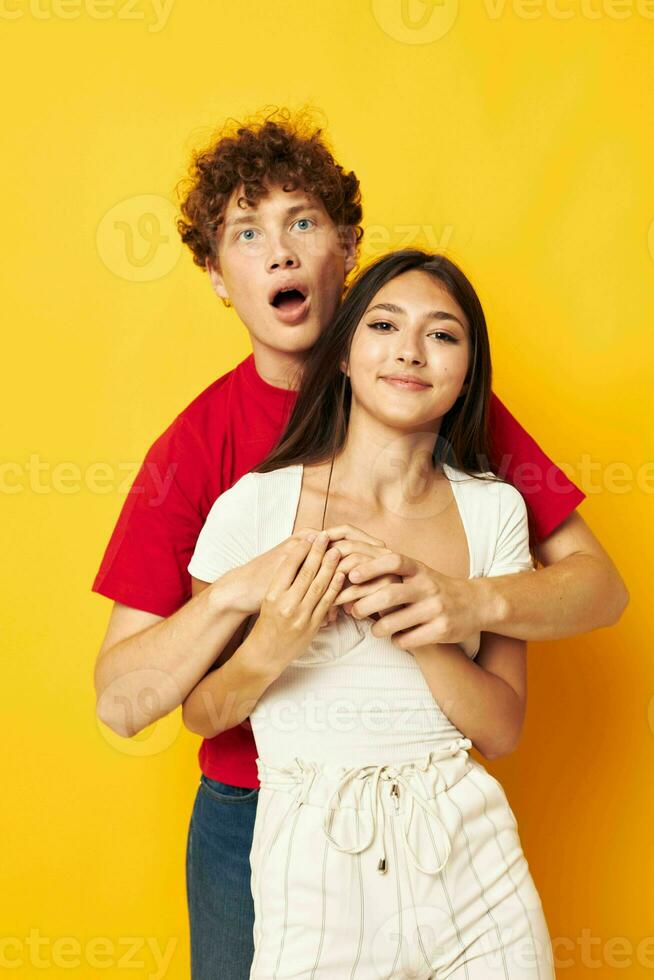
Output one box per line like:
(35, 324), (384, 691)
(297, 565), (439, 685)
(176, 107), (364, 271)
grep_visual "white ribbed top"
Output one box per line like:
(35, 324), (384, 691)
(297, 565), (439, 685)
(189, 463), (533, 768)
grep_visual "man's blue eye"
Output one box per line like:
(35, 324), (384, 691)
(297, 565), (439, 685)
(294, 218), (314, 231)
(238, 229), (257, 241)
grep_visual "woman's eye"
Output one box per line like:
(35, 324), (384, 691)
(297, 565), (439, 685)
(367, 321), (395, 331)
(430, 332), (458, 343)
(293, 218), (315, 232)
(237, 228), (258, 242)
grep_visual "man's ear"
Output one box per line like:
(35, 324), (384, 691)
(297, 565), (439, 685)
(341, 226), (358, 276)
(205, 257), (229, 301)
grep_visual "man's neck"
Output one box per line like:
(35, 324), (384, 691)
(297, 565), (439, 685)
(250, 340), (308, 391)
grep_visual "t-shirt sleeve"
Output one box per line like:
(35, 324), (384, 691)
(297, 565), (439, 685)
(488, 393), (585, 543)
(188, 473), (258, 583)
(486, 481), (535, 577)
(92, 416), (216, 618)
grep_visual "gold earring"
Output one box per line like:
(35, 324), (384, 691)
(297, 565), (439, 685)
(221, 297), (232, 309)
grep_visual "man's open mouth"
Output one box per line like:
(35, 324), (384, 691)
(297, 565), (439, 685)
(271, 287), (307, 311)
(269, 284), (310, 324)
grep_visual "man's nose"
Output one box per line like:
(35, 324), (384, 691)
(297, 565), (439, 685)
(267, 238), (300, 271)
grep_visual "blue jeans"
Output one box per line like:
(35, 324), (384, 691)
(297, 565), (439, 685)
(186, 775), (259, 980)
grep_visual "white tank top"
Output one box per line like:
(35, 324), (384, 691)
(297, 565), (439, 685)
(189, 463), (533, 768)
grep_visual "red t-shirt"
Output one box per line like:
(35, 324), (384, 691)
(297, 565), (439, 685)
(93, 353), (585, 787)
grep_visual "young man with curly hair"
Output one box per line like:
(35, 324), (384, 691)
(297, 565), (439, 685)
(92, 109), (628, 980)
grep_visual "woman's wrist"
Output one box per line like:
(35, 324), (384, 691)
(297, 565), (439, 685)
(236, 626), (285, 685)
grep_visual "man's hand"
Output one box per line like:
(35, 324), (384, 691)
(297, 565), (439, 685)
(332, 548), (486, 648)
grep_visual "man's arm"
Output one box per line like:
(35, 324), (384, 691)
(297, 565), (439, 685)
(338, 503), (629, 648)
(94, 526), (331, 737)
(476, 510), (629, 641)
(94, 574), (249, 738)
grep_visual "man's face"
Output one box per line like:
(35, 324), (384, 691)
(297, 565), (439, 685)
(206, 182), (357, 358)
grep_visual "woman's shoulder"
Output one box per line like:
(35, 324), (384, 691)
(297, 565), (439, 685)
(246, 464), (304, 517)
(248, 463), (303, 490)
(228, 463), (301, 488)
(443, 463), (527, 512)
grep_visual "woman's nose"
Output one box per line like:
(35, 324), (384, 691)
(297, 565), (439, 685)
(394, 349), (424, 366)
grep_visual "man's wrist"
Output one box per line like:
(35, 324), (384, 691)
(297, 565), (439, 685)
(206, 568), (251, 617)
(471, 575), (510, 633)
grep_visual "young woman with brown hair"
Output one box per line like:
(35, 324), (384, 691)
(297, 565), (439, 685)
(184, 249), (556, 979)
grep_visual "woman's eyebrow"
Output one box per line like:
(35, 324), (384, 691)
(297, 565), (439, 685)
(367, 302), (466, 329)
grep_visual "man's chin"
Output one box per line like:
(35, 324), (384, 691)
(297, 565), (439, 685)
(249, 319), (324, 356)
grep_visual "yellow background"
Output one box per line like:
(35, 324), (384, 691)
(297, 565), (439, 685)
(3, 0), (653, 976)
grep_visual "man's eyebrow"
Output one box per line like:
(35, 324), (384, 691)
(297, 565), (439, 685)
(224, 213), (259, 229)
(224, 202), (321, 230)
(366, 302), (466, 330)
(285, 203), (321, 218)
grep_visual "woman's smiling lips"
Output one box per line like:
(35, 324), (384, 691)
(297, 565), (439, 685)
(381, 374), (432, 391)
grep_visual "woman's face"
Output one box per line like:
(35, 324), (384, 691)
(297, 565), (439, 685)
(344, 269), (471, 435)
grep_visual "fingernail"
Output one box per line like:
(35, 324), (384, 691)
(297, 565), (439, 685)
(306, 532), (317, 542)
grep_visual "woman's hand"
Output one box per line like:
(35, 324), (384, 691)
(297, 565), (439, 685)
(322, 533), (405, 620)
(221, 527), (330, 615)
(246, 531), (346, 672)
(224, 523), (390, 625)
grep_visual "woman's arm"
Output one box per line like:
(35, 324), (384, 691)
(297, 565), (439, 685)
(182, 533), (345, 738)
(411, 632), (526, 760)
(181, 609), (284, 739)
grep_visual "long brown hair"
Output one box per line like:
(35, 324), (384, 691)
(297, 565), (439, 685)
(255, 249), (497, 495)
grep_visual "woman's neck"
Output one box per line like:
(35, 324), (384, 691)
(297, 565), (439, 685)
(316, 423), (445, 517)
